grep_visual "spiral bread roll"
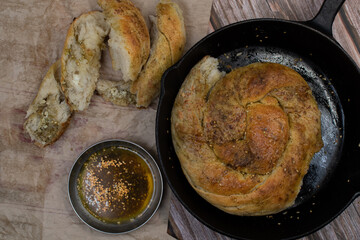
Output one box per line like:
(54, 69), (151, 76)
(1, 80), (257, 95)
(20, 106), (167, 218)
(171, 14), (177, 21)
(171, 56), (323, 216)
(25, 0), (186, 146)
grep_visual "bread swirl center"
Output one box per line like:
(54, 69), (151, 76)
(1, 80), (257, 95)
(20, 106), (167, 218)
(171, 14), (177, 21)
(203, 74), (290, 175)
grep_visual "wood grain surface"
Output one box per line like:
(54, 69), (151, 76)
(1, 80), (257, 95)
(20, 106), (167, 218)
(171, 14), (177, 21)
(168, 0), (360, 239)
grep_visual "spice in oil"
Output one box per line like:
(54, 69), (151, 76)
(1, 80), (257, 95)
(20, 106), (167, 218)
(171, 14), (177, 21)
(77, 146), (154, 223)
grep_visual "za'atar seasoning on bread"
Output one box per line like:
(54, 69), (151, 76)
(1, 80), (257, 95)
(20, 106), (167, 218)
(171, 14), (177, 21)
(171, 56), (323, 216)
(24, 61), (72, 147)
(60, 11), (110, 111)
(77, 146), (154, 223)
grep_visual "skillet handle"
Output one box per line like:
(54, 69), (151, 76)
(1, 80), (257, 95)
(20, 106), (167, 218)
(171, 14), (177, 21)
(305, 0), (345, 37)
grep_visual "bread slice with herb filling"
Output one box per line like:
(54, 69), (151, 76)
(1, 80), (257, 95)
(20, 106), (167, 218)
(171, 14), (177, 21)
(96, 79), (136, 106)
(98, 0), (150, 82)
(60, 11), (110, 111)
(24, 61), (72, 147)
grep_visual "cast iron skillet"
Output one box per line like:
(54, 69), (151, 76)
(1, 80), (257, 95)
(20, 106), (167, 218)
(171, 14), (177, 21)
(156, 0), (360, 239)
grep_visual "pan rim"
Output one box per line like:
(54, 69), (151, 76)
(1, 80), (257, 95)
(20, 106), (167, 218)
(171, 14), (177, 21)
(170, 18), (359, 81)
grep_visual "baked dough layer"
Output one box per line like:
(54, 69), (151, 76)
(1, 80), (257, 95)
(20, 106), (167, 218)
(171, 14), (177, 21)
(98, 0), (150, 82)
(171, 56), (323, 216)
(61, 11), (109, 111)
(130, 0), (186, 107)
(25, 61), (72, 147)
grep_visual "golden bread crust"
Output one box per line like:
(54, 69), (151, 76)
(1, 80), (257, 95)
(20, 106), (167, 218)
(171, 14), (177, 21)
(98, 0), (150, 81)
(130, 0), (186, 107)
(171, 57), (323, 215)
(130, 30), (172, 107)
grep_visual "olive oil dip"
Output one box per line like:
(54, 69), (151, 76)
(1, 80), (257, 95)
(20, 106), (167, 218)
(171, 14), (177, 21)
(77, 146), (154, 224)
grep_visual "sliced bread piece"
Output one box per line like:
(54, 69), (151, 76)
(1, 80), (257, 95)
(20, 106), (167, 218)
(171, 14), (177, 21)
(98, 0), (150, 82)
(60, 11), (110, 111)
(96, 79), (136, 106)
(129, 15), (172, 107)
(24, 61), (72, 147)
(130, 0), (186, 107)
(156, 0), (186, 64)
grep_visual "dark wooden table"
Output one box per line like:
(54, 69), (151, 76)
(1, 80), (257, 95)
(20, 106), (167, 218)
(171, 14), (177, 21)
(167, 0), (360, 239)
